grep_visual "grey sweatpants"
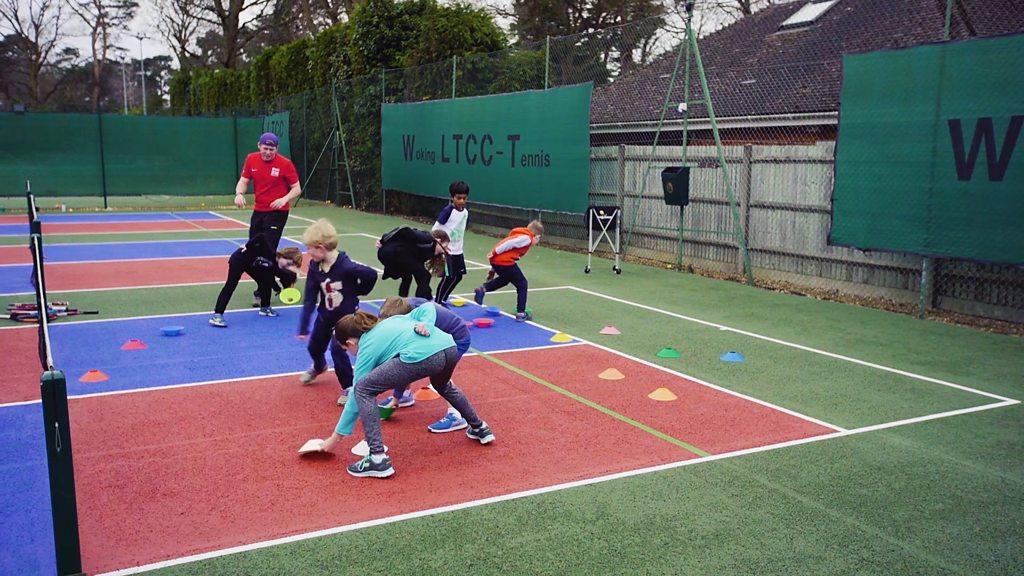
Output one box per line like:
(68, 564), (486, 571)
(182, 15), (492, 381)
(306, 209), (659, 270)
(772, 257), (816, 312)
(354, 346), (483, 455)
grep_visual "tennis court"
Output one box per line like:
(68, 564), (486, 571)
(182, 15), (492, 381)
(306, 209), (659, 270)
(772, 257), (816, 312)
(1, 205), (1020, 575)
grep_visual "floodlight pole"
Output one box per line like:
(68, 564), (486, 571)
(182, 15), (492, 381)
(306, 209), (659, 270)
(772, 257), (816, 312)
(121, 59), (128, 114)
(136, 35), (147, 115)
(687, 12), (755, 285)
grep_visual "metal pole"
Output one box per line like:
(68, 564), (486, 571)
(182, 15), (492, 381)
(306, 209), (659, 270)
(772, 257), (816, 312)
(97, 113), (108, 209)
(544, 36), (550, 89)
(137, 35), (147, 115)
(677, 15), (693, 271)
(688, 14), (754, 285)
(918, 258), (935, 319)
(380, 67), (386, 102)
(943, 0), (953, 40)
(622, 27), (687, 258)
(121, 60), (128, 114)
(451, 56), (457, 99)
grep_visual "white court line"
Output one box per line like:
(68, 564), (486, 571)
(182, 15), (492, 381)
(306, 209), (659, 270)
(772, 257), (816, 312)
(95, 397), (1019, 576)
(0, 301), (304, 330)
(168, 213), (245, 248)
(563, 285), (1019, 404)
(284, 214), (320, 224)
(0, 289), (544, 330)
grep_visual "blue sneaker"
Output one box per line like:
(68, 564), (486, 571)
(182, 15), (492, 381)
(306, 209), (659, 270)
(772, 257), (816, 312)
(473, 286), (486, 305)
(428, 412), (468, 433)
(378, 390), (415, 409)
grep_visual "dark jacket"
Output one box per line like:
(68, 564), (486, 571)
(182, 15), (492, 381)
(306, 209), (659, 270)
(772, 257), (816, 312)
(299, 251), (378, 335)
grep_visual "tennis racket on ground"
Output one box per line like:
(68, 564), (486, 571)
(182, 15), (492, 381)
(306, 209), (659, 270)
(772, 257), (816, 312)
(8, 308), (99, 323)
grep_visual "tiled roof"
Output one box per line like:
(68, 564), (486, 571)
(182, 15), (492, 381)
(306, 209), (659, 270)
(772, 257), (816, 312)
(591, 0), (1024, 124)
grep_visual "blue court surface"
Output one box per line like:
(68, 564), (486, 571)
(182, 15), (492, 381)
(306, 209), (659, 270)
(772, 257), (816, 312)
(0, 267), (32, 295)
(37, 211), (225, 223)
(0, 403), (54, 576)
(1, 237), (305, 265)
(45, 301), (576, 397)
(0, 211), (233, 235)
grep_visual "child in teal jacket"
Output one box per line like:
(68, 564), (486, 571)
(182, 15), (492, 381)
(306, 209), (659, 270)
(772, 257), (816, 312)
(318, 302), (493, 478)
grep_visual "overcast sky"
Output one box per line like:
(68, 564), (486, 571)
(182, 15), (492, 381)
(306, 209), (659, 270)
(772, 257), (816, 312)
(58, 1), (171, 64)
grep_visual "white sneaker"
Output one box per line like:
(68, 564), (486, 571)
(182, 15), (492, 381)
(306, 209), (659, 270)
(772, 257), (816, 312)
(299, 366), (326, 385)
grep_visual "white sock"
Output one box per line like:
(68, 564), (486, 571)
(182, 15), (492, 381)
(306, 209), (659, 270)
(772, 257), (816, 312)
(370, 453), (386, 463)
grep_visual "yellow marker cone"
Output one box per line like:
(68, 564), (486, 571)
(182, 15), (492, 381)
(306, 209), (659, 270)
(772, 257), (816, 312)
(648, 387), (677, 401)
(598, 368), (625, 380)
(550, 332), (573, 343)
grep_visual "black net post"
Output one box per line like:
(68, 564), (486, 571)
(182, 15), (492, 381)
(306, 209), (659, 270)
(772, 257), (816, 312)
(96, 113), (109, 210)
(40, 370), (84, 576)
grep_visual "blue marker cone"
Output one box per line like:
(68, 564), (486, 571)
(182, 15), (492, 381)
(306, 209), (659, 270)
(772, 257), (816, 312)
(720, 351), (745, 363)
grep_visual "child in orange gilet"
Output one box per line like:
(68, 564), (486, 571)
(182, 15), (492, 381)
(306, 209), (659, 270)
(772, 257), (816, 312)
(473, 220), (543, 322)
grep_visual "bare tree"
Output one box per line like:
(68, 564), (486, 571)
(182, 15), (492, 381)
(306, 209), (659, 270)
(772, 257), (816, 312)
(153, 0), (203, 68)
(0, 0), (73, 106)
(66, 0), (138, 112)
(195, 0), (275, 69)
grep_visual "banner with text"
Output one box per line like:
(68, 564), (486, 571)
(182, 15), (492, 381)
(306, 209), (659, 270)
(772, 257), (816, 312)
(830, 34), (1024, 264)
(381, 84), (592, 213)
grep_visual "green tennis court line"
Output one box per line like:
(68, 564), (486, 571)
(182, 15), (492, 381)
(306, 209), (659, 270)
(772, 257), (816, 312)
(472, 346), (712, 457)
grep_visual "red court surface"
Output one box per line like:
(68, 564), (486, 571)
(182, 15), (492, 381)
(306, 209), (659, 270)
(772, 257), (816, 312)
(40, 219), (246, 235)
(3, 327), (41, 403)
(503, 345), (836, 452)
(66, 346), (831, 574)
(4, 257), (227, 294)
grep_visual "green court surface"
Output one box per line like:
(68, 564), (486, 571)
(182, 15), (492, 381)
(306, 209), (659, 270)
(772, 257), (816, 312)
(4, 205), (1022, 575)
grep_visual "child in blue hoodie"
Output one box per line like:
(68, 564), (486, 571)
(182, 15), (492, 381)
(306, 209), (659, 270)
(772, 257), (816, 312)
(317, 303), (493, 478)
(297, 219), (378, 405)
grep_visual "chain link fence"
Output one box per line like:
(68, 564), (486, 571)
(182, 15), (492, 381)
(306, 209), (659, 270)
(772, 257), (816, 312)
(232, 0), (1024, 330)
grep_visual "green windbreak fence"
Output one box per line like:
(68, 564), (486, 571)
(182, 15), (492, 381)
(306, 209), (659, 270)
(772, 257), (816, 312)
(381, 83), (592, 213)
(830, 33), (1024, 264)
(0, 113), (280, 197)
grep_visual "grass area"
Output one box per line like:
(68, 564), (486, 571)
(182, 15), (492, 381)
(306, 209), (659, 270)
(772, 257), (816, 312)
(2, 204), (1021, 575)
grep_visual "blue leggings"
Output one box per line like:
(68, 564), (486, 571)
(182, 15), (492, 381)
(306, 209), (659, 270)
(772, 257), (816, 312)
(307, 315), (353, 389)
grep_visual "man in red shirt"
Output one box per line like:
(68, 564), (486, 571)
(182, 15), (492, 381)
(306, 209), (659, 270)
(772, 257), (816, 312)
(234, 132), (301, 250)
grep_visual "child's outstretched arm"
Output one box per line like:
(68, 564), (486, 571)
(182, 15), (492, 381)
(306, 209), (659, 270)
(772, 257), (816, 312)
(334, 338), (381, 435)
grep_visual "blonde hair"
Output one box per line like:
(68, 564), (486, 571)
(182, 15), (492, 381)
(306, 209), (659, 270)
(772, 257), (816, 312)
(277, 246), (303, 268)
(334, 310), (379, 343)
(527, 220), (544, 235)
(378, 296), (413, 319)
(301, 218), (339, 250)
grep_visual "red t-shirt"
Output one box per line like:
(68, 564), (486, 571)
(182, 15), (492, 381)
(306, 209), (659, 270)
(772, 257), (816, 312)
(241, 152), (299, 212)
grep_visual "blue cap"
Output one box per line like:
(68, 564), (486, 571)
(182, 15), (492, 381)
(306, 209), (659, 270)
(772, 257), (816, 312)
(258, 132), (279, 147)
